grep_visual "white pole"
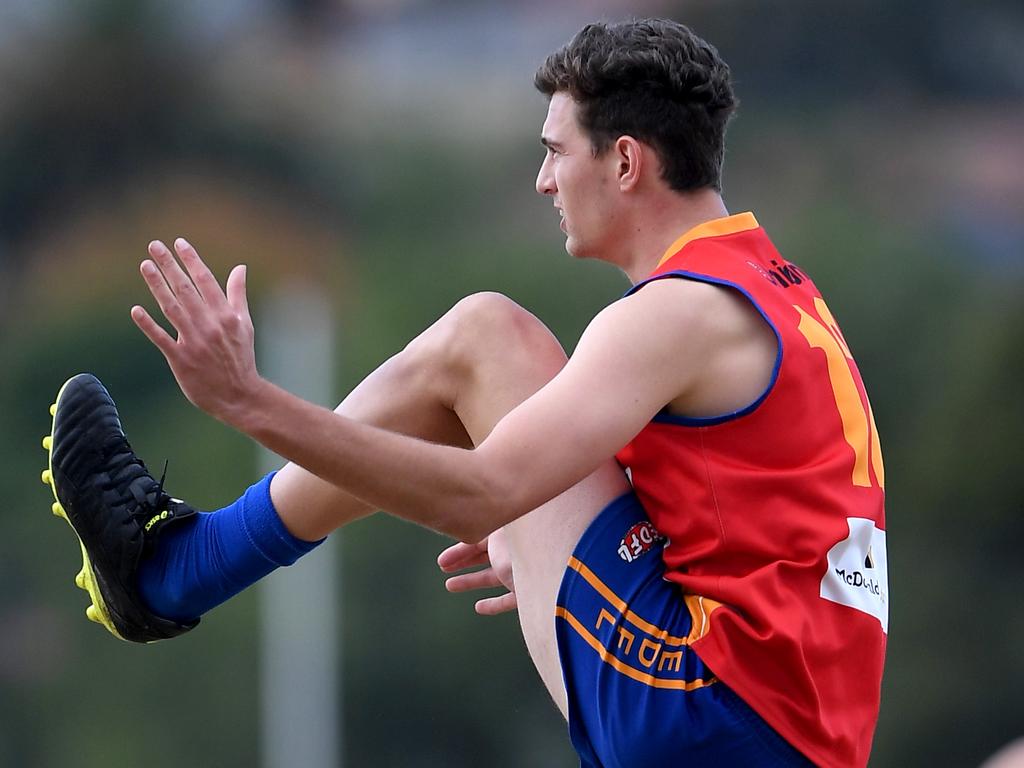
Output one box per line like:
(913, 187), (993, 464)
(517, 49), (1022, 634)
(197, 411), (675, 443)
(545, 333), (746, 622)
(258, 282), (341, 768)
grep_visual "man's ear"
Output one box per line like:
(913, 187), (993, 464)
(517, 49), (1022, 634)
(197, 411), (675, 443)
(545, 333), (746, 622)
(614, 135), (644, 192)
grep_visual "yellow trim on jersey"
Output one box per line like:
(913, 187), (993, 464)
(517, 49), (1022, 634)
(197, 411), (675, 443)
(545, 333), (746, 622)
(556, 606), (719, 691)
(656, 211), (760, 268)
(567, 556), (723, 645)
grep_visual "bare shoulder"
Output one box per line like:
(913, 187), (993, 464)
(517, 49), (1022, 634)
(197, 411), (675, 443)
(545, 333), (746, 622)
(600, 276), (778, 418)
(603, 276), (767, 342)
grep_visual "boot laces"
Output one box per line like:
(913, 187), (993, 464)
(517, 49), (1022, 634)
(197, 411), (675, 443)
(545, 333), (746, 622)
(100, 435), (172, 523)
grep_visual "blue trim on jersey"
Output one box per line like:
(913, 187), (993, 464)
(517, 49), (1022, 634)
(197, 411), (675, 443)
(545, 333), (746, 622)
(624, 270), (783, 427)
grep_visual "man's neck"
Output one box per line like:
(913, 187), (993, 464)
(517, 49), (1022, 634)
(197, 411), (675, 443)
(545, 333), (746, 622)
(620, 190), (730, 284)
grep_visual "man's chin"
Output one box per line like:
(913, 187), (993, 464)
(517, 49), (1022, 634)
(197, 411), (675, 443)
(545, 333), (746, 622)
(563, 234), (581, 256)
(564, 236), (593, 260)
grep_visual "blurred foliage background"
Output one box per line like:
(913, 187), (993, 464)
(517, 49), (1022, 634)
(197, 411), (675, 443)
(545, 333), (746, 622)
(1, 0), (1021, 766)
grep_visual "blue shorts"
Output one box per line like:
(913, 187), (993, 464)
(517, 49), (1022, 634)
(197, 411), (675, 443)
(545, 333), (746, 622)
(555, 493), (814, 768)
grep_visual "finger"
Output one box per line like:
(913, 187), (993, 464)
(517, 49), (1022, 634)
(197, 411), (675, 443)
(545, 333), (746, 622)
(148, 240), (202, 308)
(225, 264), (252, 325)
(140, 258), (192, 333)
(439, 548), (490, 573)
(437, 540), (489, 572)
(445, 568), (503, 593)
(131, 305), (178, 358)
(476, 592), (517, 616)
(175, 238), (227, 309)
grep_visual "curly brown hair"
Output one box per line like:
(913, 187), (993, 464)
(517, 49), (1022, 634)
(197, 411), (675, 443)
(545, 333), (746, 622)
(535, 19), (737, 192)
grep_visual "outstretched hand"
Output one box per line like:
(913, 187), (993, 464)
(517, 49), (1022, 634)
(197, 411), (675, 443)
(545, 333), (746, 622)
(438, 528), (517, 616)
(131, 238), (259, 424)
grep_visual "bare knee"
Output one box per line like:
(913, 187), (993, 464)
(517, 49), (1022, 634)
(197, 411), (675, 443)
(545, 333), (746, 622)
(394, 292), (567, 441)
(443, 292), (567, 376)
(400, 292), (565, 382)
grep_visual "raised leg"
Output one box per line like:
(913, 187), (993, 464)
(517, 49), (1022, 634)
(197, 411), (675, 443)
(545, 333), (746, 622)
(270, 292), (629, 715)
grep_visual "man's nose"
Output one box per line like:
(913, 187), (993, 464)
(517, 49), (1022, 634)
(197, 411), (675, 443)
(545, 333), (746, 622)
(535, 158), (555, 196)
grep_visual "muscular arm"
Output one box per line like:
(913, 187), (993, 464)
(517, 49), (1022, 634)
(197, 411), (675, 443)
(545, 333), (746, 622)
(132, 239), (755, 542)
(233, 285), (703, 541)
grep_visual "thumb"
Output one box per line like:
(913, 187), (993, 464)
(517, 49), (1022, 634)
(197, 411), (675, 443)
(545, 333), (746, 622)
(226, 264), (251, 323)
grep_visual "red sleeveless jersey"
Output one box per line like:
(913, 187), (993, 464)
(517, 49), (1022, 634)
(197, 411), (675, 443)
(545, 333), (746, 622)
(615, 213), (887, 768)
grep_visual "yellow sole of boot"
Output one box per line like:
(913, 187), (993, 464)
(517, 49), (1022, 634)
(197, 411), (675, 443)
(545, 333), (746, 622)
(42, 377), (126, 642)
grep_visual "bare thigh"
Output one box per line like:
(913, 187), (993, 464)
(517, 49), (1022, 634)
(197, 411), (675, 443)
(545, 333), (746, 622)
(502, 464), (630, 717)
(443, 294), (631, 718)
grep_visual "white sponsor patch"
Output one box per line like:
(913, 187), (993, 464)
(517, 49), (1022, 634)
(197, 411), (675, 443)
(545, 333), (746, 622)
(820, 518), (889, 634)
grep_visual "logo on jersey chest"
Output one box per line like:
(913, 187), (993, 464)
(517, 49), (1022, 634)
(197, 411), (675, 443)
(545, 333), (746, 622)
(618, 521), (665, 563)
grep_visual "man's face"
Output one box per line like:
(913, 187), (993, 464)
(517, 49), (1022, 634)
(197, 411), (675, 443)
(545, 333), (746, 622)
(535, 93), (619, 260)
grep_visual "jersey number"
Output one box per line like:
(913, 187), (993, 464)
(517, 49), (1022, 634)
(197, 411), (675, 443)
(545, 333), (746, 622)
(795, 298), (884, 489)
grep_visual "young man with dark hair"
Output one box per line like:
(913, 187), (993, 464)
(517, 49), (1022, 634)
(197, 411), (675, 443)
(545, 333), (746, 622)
(42, 19), (886, 768)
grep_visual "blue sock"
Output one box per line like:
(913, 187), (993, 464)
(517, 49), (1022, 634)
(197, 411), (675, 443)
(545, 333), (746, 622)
(137, 472), (323, 622)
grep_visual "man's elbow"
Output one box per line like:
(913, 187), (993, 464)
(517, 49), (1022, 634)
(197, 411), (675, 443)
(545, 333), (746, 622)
(448, 518), (492, 547)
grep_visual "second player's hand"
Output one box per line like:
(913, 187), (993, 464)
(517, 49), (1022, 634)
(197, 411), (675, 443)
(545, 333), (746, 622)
(131, 238), (260, 424)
